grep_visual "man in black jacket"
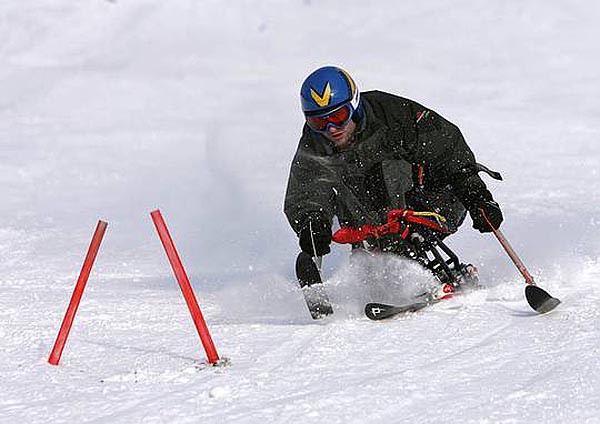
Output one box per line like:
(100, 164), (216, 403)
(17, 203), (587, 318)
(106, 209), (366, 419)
(284, 66), (503, 263)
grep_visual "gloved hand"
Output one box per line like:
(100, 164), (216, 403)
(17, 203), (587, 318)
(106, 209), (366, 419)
(299, 217), (332, 256)
(469, 199), (503, 233)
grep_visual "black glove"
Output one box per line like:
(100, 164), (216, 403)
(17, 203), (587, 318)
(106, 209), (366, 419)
(454, 173), (503, 233)
(299, 217), (332, 256)
(469, 199), (503, 233)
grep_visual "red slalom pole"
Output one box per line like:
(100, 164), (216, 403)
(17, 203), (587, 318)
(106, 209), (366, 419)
(48, 220), (108, 366)
(150, 209), (220, 365)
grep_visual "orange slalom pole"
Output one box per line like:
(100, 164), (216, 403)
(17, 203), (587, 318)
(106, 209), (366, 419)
(48, 220), (108, 366)
(150, 209), (220, 365)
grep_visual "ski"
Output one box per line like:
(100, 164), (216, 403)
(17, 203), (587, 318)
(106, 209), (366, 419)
(365, 301), (429, 320)
(525, 285), (561, 314)
(481, 210), (561, 314)
(295, 252), (333, 319)
(302, 284), (333, 320)
(365, 281), (459, 320)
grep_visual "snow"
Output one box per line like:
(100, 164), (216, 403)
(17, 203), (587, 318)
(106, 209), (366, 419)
(1, 1), (599, 423)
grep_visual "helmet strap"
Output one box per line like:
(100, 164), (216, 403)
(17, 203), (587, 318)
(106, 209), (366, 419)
(351, 101), (365, 125)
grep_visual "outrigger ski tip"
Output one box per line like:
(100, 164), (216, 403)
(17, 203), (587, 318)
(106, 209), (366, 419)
(525, 284), (561, 314)
(480, 210), (562, 315)
(296, 252), (334, 319)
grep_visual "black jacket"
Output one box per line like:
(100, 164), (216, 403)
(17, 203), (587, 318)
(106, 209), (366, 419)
(284, 90), (495, 233)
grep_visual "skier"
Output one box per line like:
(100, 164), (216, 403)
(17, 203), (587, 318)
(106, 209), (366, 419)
(284, 66), (504, 317)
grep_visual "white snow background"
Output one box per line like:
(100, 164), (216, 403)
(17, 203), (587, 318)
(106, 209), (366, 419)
(1, 1), (599, 423)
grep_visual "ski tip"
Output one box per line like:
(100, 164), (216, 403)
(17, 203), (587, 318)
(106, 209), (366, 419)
(525, 285), (561, 314)
(302, 284), (333, 319)
(365, 303), (394, 320)
(364, 302), (428, 320)
(310, 307), (334, 320)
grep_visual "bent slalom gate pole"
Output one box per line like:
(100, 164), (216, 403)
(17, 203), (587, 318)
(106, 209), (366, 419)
(48, 220), (108, 365)
(150, 209), (220, 365)
(480, 209), (560, 314)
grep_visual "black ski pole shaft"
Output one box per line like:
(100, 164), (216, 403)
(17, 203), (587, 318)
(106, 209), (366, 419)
(309, 221), (323, 274)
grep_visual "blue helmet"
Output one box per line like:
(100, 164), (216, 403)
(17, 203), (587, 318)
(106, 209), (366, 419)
(300, 66), (361, 118)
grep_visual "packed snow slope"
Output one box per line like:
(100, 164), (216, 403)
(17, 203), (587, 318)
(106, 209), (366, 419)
(1, 1), (599, 423)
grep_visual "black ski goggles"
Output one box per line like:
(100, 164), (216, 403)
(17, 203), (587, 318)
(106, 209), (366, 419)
(306, 103), (353, 133)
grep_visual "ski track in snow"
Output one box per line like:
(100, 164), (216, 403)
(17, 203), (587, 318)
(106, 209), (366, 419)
(1, 1), (600, 423)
